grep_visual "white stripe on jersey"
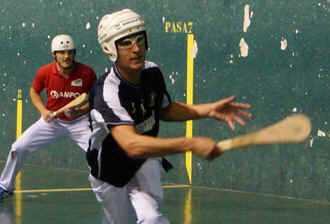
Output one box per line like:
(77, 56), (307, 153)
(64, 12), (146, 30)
(103, 67), (133, 123)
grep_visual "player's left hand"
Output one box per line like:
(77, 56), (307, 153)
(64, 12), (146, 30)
(208, 95), (252, 131)
(64, 107), (82, 119)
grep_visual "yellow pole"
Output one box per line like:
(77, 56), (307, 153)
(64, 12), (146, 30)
(15, 89), (23, 222)
(185, 34), (194, 184)
(184, 188), (192, 224)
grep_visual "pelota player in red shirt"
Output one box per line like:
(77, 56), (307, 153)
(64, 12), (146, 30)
(0, 34), (97, 200)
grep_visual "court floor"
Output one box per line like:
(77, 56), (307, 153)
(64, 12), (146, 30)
(0, 164), (329, 224)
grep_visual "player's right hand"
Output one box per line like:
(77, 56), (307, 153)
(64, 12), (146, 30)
(42, 110), (55, 123)
(190, 137), (224, 161)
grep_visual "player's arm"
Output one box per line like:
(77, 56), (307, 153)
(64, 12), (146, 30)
(110, 125), (223, 160)
(160, 95), (252, 131)
(159, 101), (203, 121)
(30, 87), (54, 122)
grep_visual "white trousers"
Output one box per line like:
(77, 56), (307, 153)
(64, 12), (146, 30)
(0, 115), (91, 192)
(89, 158), (170, 224)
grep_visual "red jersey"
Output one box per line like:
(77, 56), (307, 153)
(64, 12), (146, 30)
(32, 61), (97, 121)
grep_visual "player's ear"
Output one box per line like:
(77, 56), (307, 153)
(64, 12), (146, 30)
(51, 51), (56, 58)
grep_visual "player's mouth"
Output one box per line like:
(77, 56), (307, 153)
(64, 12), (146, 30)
(63, 60), (73, 65)
(130, 56), (143, 62)
(64, 58), (73, 63)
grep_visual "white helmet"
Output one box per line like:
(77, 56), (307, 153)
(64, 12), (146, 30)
(51, 34), (76, 53)
(97, 9), (148, 62)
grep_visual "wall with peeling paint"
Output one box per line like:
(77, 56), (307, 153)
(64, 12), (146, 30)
(0, 0), (329, 201)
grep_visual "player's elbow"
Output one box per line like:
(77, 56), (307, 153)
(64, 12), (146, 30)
(126, 150), (146, 159)
(124, 147), (147, 159)
(121, 141), (148, 159)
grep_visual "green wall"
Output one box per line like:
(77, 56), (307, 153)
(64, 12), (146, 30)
(0, 0), (329, 201)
